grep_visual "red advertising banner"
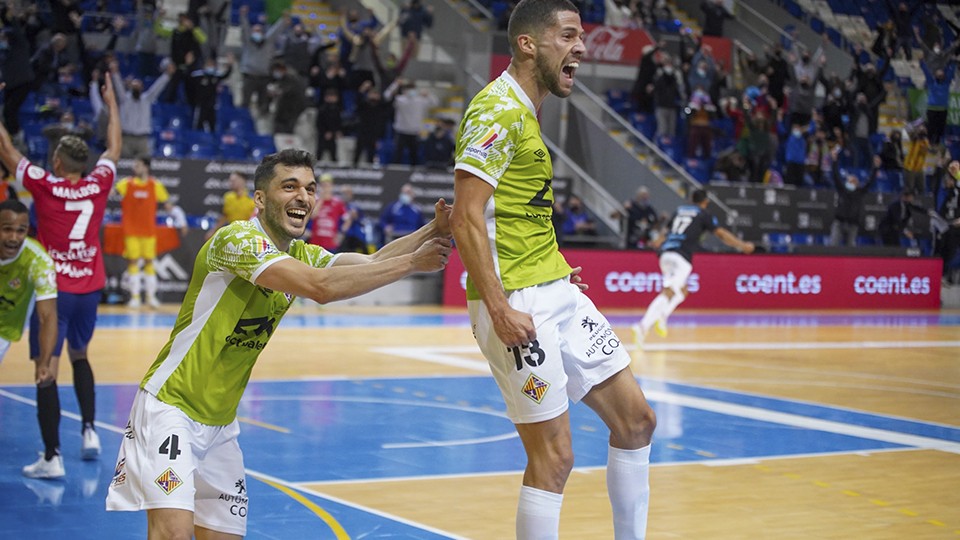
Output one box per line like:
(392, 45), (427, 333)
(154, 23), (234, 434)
(581, 24), (654, 65)
(442, 249), (942, 310)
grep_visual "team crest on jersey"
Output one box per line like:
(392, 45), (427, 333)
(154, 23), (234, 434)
(521, 374), (550, 404)
(8, 278), (21, 290)
(155, 467), (183, 495)
(112, 458), (126, 487)
(252, 237), (278, 260)
(27, 165), (45, 180)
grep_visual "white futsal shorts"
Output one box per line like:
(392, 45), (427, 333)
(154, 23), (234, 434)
(106, 389), (248, 536)
(659, 251), (694, 295)
(468, 278), (632, 424)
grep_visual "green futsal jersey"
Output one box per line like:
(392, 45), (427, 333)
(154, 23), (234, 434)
(454, 71), (571, 300)
(0, 238), (56, 343)
(141, 219), (337, 425)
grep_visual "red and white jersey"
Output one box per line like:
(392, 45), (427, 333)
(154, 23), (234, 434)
(17, 157), (115, 294)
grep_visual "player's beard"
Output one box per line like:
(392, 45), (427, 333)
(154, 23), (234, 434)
(534, 52), (567, 98)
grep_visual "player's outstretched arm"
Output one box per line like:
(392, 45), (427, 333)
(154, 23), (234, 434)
(33, 298), (59, 387)
(255, 237), (451, 304)
(101, 75), (122, 163)
(450, 170), (536, 347)
(715, 227), (755, 253)
(335, 198), (452, 266)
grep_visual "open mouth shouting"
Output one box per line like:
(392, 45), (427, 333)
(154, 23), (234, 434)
(286, 206), (309, 228)
(561, 61), (579, 86)
(0, 239), (22, 260)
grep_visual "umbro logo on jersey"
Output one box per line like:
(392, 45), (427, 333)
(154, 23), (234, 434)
(533, 148), (546, 163)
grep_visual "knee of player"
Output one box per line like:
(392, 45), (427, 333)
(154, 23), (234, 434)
(616, 404), (657, 446)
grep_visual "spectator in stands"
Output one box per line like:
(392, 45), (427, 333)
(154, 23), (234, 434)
(398, 0), (434, 58)
(209, 171), (255, 237)
(50, 0), (83, 65)
(353, 81), (393, 167)
(880, 129), (905, 184)
(238, 5), (290, 118)
(829, 148), (879, 247)
(562, 195), (597, 238)
(338, 186), (367, 253)
(337, 7), (379, 71)
(805, 128), (832, 186)
(188, 54), (234, 132)
(763, 45), (791, 107)
(281, 23), (314, 79)
(115, 156), (169, 308)
(714, 146), (749, 182)
(308, 173), (347, 251)
(269, 60), (309, 136)
(605, 0), (633, 27)
(821, 84), (848, 135)
(380, 183), (423, 243)
(197, 0), (231, 60)
(700, 0), (732, 37)
(935, 160), (960, 283)
(132, 1), (161, 78)
(0, 5), (36, 140)
(878, 190), (928, 246)
(871, 20), (896, 59)
(30, 33), (72, 100)
(422, 119), (456, 170)
(790, 38), (825, 83)
(851, 48), (889, 135)
(915, 27), (960, 75)
(158, 12), (207, 104)
(389, 80), (438, 166)
(742, 95), (774, 183)
(630, 43), (662, 115)
(902, 124), (930, 195)
(687, 45), (717, 98)
(42, 111), (94, 166)
(686, 88), (716, 158)
(310, 50), (348, 103)
(786, 58), (823, 128)
(920, 59), (954, 147)
(373, 37), (417, 93)
(619, 186), (658, 249)
(111, 58), (175, 158)
(315, 88), (344, 164)
(341, 14), (398, 91)
(885, 0), (921, 60)
(848, 93), (874, 170)
(163, 199), (189, 237)
(652, 54), (685, 142)
(784, 122), (811, 187)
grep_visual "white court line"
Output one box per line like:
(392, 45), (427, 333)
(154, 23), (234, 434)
(246, 468), (470, 540)
(0, 388), (466, 540)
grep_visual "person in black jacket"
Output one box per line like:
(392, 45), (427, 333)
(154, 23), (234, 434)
(315, 87), (343, 163)
(352, 81), (393, 167)
(878, 190), (929, 245)
(0, 4), (36, 138)
(187, 54), (233, 132)
(700, 0), (732, 37)
(829, 148), (879, 247)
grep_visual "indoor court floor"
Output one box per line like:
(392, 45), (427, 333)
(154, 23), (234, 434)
(0, 305), (957, 539)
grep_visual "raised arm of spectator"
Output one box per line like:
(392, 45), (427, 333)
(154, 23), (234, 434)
(145, 59), (176, 103)
(0, 109), (25, 173)
(266, 10), (291, 40)
(101, 76), (122, 163)
(374, 16), (400, 46)
(89, 73), (105, 117)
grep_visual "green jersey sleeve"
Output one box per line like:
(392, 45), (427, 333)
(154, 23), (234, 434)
(207, 221), (292, 283)
(28, 239), (57, 301)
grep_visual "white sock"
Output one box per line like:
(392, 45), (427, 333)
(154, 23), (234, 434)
(639, 294), (669, 333)
(144, 273), (158, 299)
(661, 292), (686, 323)
(607, 444), (651, 540)
(516, 485), (563, 540)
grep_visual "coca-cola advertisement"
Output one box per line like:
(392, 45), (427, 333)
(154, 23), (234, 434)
(581, 24), (654, 65)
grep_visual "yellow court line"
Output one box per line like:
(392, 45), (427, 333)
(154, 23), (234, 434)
(237, 416), (291, 433)
(253, 475), (350, 540)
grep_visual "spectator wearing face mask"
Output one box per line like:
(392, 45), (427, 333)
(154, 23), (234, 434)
(269, 60), (309, 136)
(652, 54), (685, 142)
(380, 183), (423, 243)
(829, 147), (879, 247)
(921, 58), (954, 147)
(188, 54), (234, 132)
(784, 122), (812, 187)
(315, 88), (343, 163)
(111, 57), (175, 158)
(280, 23), (313, 78)
(156, 12), (207, 104)
(237, 5), (290, 118)
(353, 80), (393, 167)
(42, 111), (94, 166)
(387, 80), (438, 166)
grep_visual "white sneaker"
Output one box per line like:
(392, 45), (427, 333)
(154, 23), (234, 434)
(127, 296), (141, 309)
(22, 453), (65, 479)
(82, 427), (101, 460)
(147, 295), (161, 309)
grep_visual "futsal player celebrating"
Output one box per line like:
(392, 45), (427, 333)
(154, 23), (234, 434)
(449, 1), (657, 537)
(105, 149), (451, 538)
(0, 76), (122, 475)
(0, 199), (61, 477)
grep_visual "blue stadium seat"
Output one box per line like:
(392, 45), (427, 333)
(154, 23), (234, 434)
(188, 143), (220, 159)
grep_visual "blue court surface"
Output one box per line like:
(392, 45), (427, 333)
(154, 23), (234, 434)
(1, 311), (958, 538)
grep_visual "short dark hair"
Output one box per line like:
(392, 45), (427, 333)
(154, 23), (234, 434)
(0, 198), (28, 215)
(507, 0), (578, 55)
(253, 149), (315, 192)
(54, 135), (89, 174)
(691, 189), (709, 204)
(136, 155), (151, 168)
